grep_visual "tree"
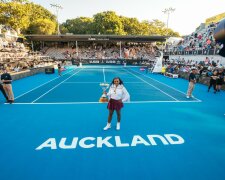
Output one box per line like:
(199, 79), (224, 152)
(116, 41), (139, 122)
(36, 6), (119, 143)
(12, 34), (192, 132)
(166, 28), (180, 36)
(59, 25), (69, 34)
(148, 19), (166, 35)
(28, 19), (56, 34)
(92, 11), (125, 35)
(59, 11), (180, 36)
(62, 17), (93, 34)
(25, 3), (57, 34)
(0, 1), (30, 33)
(120, 17), (140, 35)
(26, 3), (56, 23)
(139, 21), (152, 35)
(0, 1), (57, 34)
(120, 17), (151, 35)
(0, 0), (29, 3)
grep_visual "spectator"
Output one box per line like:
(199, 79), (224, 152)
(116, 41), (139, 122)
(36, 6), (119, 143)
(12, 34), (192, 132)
(1, 68), (14, 103)
(186, 68), (197, 98)
(208, 70), (218, 93)
(0, 81), (8, 102)
(216, 69), (225, 92)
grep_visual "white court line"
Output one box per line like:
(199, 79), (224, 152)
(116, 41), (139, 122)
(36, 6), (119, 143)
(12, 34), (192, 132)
(122, 82), (145, 84)
(64, 82), (102, 84)
(14, 69), (75, 100)
(8, 100), (201, 105)
(123, 68), (179, 101)
(103, 67), (106, 82)
(31, 69), (83, 103)
(80, 65), (145, 69)
(63, 81), (145, 84)
(84, 68), (128, 73)
(128, 68), (202, 102)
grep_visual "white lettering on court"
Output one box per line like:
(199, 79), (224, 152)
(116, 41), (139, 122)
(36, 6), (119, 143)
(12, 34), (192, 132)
(59, 138), (78, 149)
(35, 134), (185, 150)
(79, 137), (95, 148)
(36, 138), (57, 150)
(164, 134), (185, 144)
(147, 135), (169, 145)
(115, 136), (129, 147)
(131, 135), (150, 146)
(97, 136), (113, 148)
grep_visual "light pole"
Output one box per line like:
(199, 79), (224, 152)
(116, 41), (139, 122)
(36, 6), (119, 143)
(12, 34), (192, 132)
(162, 7), (175, 50)
(50, 3), (63, 35)
(162, 7), (175, 29)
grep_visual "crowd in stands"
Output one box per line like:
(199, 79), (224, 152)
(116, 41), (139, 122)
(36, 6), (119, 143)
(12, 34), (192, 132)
(0, 46), (55, 74)
(162, 19), (225, 91)
(43, 44), (156, 60)
(162, 57), (224, 90)
(0, 24), (55, 74)
(0, 25), (26, 53)
(166, 22), (223, 53)
(163, 56), (224, 75)
(0, 60), (57, 73)
(0, 39), (25, 52)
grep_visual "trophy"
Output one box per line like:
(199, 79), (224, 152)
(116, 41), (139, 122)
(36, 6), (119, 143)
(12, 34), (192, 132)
(99, 83), (110, 102)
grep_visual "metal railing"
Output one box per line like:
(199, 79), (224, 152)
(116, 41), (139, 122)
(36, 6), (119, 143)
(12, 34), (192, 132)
(163, 49), (221, 56)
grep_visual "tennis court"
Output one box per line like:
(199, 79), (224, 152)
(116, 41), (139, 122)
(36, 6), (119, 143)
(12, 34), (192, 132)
(0, 65), (225, 180)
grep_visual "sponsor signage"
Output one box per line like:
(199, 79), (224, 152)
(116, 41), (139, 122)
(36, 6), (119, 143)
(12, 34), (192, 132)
(88, 38), (110, 41)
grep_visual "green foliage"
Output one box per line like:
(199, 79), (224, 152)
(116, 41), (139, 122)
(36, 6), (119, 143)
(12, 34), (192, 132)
(27, 3), (56, 22)
(120, 17), (140, 35)
(0, 1), (57, 34)
(0, 2), (30, 33)
(25, 3), (57, 34)
(0, 0), (29, 3)
(59, 25), (69, 34)
(60, 11), (180, 37)
(92, 11), (125, 35)
(205, 12), (225, 25)
(28, 19), (56, 34)
(62, 17), (93, 34)
(166, 28), (180, 36)
(0, 0), (179, 37)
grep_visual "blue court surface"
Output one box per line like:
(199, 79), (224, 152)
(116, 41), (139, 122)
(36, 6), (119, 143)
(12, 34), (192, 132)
(0, 65), (225, 180)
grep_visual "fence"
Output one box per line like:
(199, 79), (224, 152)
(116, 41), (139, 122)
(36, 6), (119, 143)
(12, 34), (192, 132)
(163, 49), (220, 56)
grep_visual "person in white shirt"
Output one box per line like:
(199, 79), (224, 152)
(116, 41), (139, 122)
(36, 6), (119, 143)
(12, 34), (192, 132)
(103, 77), (130, 130)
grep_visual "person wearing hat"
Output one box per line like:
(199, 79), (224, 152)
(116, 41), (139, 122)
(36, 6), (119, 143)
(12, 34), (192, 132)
(1, 68), (14, 103)
(186, 67), (197, 98)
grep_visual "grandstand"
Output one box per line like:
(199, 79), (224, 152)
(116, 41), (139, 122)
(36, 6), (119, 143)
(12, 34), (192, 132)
(0, 25), (57, 74)
(164, 19), (225, 72)
(166, 22), (222, 52)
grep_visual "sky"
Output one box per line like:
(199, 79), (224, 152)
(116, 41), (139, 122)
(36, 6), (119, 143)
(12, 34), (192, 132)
(31, 0), (225, 36)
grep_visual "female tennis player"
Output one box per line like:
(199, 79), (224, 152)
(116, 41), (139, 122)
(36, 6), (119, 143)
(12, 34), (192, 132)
(103, 77), (130, 130)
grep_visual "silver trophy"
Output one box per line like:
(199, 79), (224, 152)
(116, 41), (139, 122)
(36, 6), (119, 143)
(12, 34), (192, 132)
(99, 83), (110, 102)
